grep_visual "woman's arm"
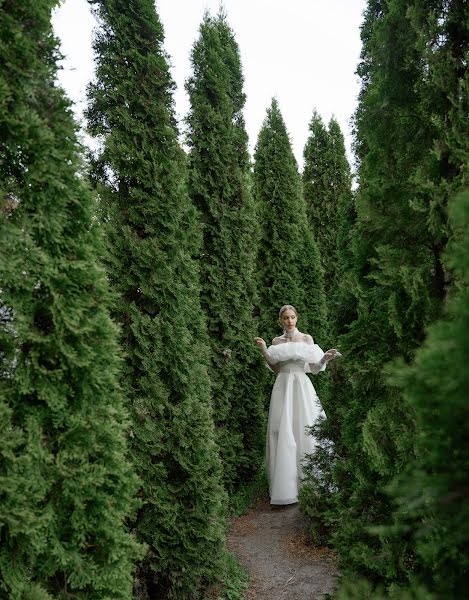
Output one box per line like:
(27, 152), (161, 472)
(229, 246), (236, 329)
(304, 334), (341, 373)
(254, 337), (281, 373)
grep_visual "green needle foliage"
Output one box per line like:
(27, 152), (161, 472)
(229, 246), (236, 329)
(303, 111), (330, 227)
(327, 0), (469, 593)
(330, 5), (435, 585)
(0, 1), (141, 597)
(302, 112), (354, 333)
(335, 190), (469, 599)
(299, 113), (354, 546)
(388, 190), (469, 598)
(253, 99), (328, 397)
(185, 11), (265, 491)
(86, 0), (227, 596)
(302, 113), (352, 298)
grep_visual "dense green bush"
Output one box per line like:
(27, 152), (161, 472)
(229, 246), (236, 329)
(86, 0), (228, 596)
(337, 189), (469, 597)
(302, 113), (352, 301)
(185, 11), (265, 491)
(387, 189), (469, 597)
(0, 1), (140, 596)
(312, 0), (469, 594)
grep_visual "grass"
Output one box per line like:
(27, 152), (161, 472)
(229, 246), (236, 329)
(213, 552), (250, 600)
(229, 467), (269, 517)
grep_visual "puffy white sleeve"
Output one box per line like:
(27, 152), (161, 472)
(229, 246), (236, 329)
(264, 342), (327, 374)
(304, 344), (327, 374)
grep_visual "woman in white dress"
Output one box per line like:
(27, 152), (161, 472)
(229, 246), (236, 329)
(255, 305), (340, 506)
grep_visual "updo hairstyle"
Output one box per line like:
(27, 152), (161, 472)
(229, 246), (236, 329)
(278, 305), (298, 319)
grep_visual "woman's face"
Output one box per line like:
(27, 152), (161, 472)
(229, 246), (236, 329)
(280, 309), (297, 332)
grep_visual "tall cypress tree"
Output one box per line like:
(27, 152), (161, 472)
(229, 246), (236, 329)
(185, 11), (264, 490)
(330, 0), (444, 586)
(86, 0), (227, 596)
(326, 118), (355, 332)
(385, 2), (468, 596)
(335, 192), (469, 600)
(393, 191), (469, 600)
(389, 189), (469, 598)
(302, 111), (332, 287)
(253, 100), (327, 392)
(0, 1), (140, 597)
(302, 113), (353, 327)
(328, 0), (468, 592)
(299, 114), (355, 544)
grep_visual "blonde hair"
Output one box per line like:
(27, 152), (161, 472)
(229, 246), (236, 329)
(278, 305), (298, 319)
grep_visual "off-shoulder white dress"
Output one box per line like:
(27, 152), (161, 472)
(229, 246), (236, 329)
(265, 341), (326, 505)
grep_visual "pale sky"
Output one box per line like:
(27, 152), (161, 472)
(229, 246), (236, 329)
(52, 0), (366, 171)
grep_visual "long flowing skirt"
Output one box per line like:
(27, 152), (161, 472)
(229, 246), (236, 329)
(266, 371), (324, 505)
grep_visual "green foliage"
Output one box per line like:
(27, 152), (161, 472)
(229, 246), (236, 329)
(299, 115), (355, 543)
(0, 0), (141, 597)
(324, 0), (469, 594)
(302, 113), (353, 302)
(335, 578), (435, 600)
(298, 418), (336, 546)
(211, 552), (249, 600)
(253, 99), (327, 349)
(229, 468), (268, 518)
(185, 11), (265, 491)
(387, 189), (469, 598)
(86, 0), (228, 596)
(329, 9), (420, 582)
(405, 0), (469, 243)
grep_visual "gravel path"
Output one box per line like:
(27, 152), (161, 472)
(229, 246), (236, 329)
(227, 499), (338, 600)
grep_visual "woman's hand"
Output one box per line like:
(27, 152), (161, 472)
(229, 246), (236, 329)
(254, 337), (267, 352)
(322, 348), (342, 363)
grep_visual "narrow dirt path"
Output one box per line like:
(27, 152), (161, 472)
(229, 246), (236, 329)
(227, 499), (338, 600)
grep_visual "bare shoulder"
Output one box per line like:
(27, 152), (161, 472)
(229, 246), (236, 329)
(272, 336), (284, 346)
(302, 333), (314, 345)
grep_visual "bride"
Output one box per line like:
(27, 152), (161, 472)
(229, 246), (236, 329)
(255, 305), (340, 506)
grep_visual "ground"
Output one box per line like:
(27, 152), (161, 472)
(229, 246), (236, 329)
(228, 499), (338, 599)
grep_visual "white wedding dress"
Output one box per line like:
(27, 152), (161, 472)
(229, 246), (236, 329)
(265, 341), (326, 505)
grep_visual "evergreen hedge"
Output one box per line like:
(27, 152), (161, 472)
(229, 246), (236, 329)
(302, 112), (354, 338)
(316, 0), (469, 594)
(335, 190), (469, 598)
(253, 99), (327, 346)
(0, 1), (140, 597)
(185, 11), (264, 491)
(389, 189), (469, 598)
(253, 99), (328, 405)
(330, 0), (443, 584)
(86, 0), (228, 596)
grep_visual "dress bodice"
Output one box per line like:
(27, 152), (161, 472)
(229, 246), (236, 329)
(277, 359), (306, 373)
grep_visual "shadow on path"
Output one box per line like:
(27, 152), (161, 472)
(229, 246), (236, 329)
(228, 499), (338, 600)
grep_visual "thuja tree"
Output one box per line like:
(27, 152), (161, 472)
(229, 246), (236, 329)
(86, 0), (227, 596)
(331, 0), (469, 591)
(0, 0), (140, 597)
(389, 190), (469, 598)
(253, 100), (327, 397)
(302, 111), (329, 232)
(185, 11), (264, 490)
(299, 114), (355, 544)
(384, 2), (468, 596)
(330, 0), (444, 586)
(303, 112), (353, 330)
(407, 0), (469, 250)
(335, 192), (469, 600)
